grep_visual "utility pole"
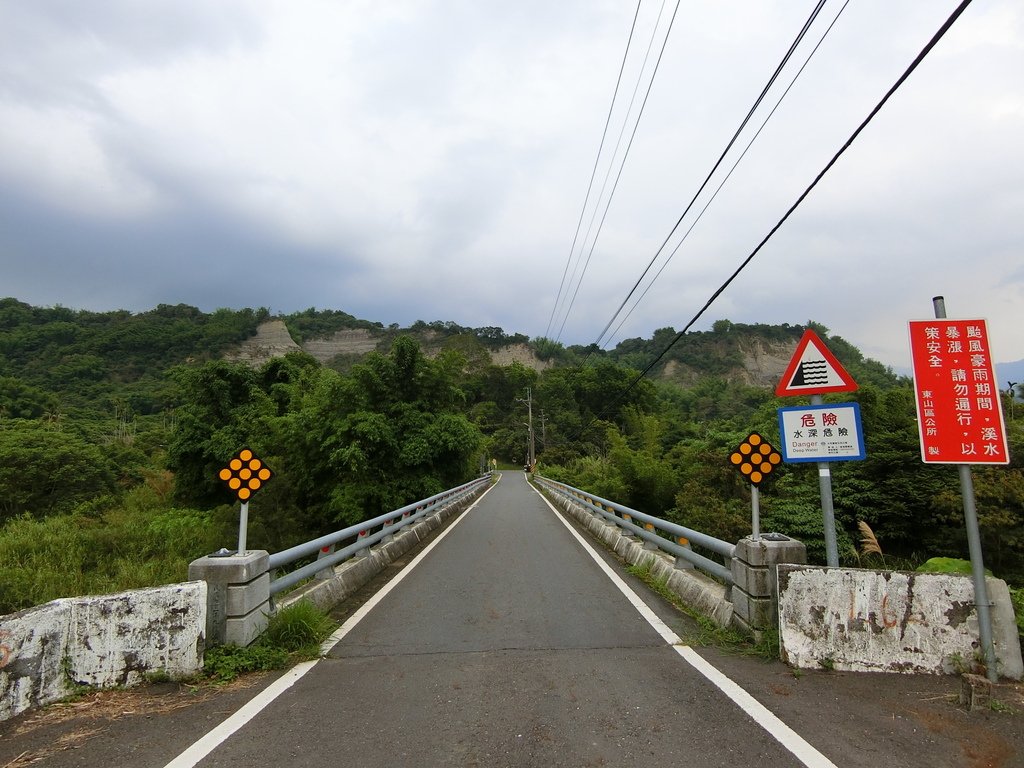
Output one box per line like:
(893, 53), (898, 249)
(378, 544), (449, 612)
(516, 387), (535, 469)
(539, 409), (547, 450)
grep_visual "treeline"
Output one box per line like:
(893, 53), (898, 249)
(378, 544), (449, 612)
(0, 331), (483, 614)
(1, 301), (1021, 617)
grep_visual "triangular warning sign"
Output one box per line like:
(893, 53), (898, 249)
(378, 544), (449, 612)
(776, 329), (858, 396)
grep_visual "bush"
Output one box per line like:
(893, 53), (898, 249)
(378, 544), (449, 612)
(203, 644), (291, 682)
(262, 600), (338, 654)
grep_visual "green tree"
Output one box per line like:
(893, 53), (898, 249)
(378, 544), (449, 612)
(0, 423), (115, 520)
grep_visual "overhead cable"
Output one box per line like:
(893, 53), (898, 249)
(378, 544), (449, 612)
(589, 0), (828, 352)
(583, 0), (976, 426)
(544, 0), (645, 341)
(553, 0), (682, 344)
(603, 0), (852, 348)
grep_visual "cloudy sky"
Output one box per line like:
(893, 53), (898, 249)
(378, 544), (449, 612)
(1, 0), (1021, 370)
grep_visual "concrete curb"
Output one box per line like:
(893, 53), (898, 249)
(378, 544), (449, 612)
(543, 488), (735, 630)
(276, 488), (488, 615)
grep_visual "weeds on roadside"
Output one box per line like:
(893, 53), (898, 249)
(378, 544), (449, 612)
(203, 601), (338, 683)
(625, 561), (779, 660)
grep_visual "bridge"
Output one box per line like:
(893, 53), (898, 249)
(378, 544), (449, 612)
(1, 472), (1022, 767)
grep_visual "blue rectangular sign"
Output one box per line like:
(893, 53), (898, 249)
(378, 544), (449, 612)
(777, 403), (866, 463)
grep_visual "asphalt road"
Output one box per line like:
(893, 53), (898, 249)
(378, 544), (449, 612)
(3, 472), (1020, 767)
(172, 472), (814, 768)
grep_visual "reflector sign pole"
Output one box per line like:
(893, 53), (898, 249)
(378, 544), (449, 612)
(729, 433), (782, 542)
(218, 448), (274, 556)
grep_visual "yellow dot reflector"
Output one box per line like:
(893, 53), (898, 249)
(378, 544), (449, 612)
(218, 448), (273, 502)
(728, 432), (782, 487)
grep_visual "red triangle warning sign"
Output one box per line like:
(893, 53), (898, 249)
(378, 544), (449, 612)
(776, 329), (858, 397)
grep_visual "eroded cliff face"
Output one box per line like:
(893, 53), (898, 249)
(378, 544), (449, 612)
(224, 323), (553, 371)
(225, 322), (794, 384)
(223, 320), (301, 366)
(488, 343), (553, 372)
(736, 337), (796, 387)
(659, 337), (796, 388)
(301, 329), (380, 362)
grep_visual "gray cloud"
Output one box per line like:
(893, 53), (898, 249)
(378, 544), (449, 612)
(1, 1), (1021, 369)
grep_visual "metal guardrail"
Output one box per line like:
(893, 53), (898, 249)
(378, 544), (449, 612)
(534, 475), (735, 585)
(268, 474), (492, 596)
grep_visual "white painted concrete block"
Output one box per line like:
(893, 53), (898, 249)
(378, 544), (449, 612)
(778, 566), (1023, 679)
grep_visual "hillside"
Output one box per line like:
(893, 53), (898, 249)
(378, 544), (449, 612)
(0, 298), (900, 420)
(223, 313), (899, 391)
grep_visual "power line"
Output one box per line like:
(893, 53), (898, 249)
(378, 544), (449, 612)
(603, 0), (852, 348)
(544, 0), (645, 340)
(579, 0), (976, 431)
(553, 0), (682, 344)
(589, 0), (828, 352)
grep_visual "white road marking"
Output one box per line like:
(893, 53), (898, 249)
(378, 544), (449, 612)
(530, 481), (837, 768)
(163, 478), (499, 768)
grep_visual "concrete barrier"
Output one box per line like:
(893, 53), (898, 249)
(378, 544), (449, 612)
(0, 583), (206, 722)
(545, 486), (735, 630)
(778, 565), (1023, 680)
(275, 494), (480, 614)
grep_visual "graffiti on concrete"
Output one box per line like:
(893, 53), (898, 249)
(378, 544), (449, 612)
(0, 630), (12, 668)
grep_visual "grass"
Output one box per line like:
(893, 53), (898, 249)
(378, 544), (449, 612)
(625, 560), (779, 660)
(203, 601), (338, 683)
(0, 484), (229, 615)
(1010, 587), (1024, 648)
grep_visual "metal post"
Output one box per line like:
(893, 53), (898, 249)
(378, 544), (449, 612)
(811, 393), (840, 567)
(751, 484), (760, 542)
(237, 502), (249, 556)
(934, 296), (998, 682)
(517, 387), (535, 469)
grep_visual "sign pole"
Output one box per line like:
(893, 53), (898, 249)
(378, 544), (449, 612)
(751, 484), (760, 542)
(238, 501), (249, 557)
(811, 393), (840, 567)
(933, 296), (998, 682)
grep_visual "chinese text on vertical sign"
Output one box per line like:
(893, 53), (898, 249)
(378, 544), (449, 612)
(908, 319), (1009, 464)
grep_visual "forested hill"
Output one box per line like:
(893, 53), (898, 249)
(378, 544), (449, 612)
(0, 298), (900, 419)
(0, 298), (903, 421)
(227, 310), (902, 392)
(1, 297), (1022, 617)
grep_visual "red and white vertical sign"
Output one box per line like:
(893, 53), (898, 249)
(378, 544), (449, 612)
(908, 319), (1009, 464)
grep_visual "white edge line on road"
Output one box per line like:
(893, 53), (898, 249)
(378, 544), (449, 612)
(529, 481), (837, 768)
(163, 477), (499, 768)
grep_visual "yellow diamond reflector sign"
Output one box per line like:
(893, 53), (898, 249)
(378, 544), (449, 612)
(728, 433), (782, 487)
(219, 448), (273, 502)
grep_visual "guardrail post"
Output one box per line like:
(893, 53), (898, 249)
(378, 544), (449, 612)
(674, 537), (694, 569)
(730, 534), (806, 640)
(188, 550), (270, 647)
(354, 529), (370, 558)
(316, 545), (336, 580)
(642, 522), (659, 550)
